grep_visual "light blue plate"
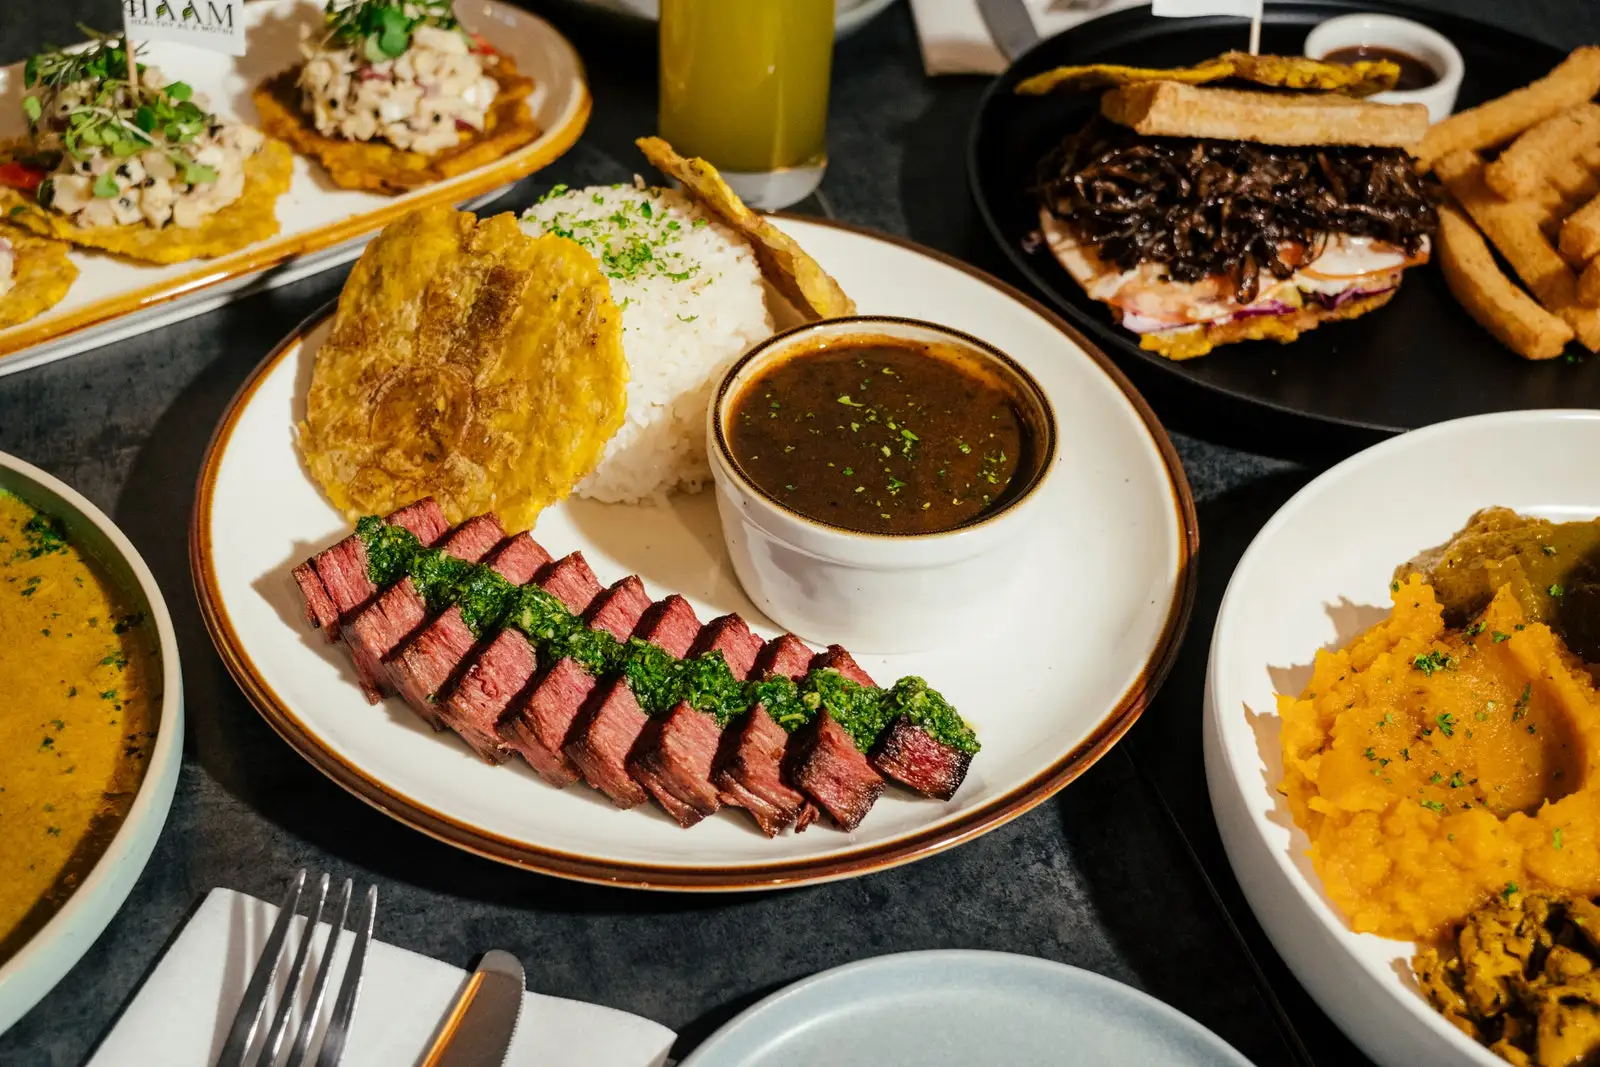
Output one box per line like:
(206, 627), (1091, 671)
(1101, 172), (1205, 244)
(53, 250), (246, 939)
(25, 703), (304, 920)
(680, 951), (1254, 1067)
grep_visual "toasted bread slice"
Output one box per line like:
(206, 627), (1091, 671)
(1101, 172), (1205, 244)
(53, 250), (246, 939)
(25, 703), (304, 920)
(1100, 82), (1428, 148)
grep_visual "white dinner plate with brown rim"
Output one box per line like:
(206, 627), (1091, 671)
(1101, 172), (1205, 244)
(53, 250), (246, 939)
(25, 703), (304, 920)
(190, 215), (1198, 890)
(0, 0), (589, 376)
(1204, 410), (1600, 1067)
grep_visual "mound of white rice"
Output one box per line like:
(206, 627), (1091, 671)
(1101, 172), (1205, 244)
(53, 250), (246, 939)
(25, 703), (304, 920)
(520, 182), (772, 505)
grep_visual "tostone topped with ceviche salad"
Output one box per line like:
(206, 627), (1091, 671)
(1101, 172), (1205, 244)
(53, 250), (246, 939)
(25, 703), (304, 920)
(253, 0), (541, 193)
(23, 42), (264, 230)
(0, 34), (292, 264)
(298, 0), (502, 155)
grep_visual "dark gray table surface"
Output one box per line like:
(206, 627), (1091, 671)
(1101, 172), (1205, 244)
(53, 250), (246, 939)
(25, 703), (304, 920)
(3, 2), (1597, 1065)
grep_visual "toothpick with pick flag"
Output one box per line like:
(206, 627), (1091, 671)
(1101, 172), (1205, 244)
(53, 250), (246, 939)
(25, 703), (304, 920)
(1151, 0), (1267, 54)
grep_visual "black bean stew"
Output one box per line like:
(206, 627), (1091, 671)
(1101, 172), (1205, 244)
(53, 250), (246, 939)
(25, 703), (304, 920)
(726, 334), (1040, 536)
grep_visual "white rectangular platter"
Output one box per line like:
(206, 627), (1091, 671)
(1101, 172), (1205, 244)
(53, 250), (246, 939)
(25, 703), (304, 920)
(0, 0), (590, 377)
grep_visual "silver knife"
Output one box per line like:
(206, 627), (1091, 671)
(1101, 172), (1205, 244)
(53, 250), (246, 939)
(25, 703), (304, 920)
(420, 950), (526, 1067)
(978, 0), (1042, 63)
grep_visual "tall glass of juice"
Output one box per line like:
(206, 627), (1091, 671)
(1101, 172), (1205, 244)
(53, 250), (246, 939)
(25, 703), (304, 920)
(658, 0), (836, 210)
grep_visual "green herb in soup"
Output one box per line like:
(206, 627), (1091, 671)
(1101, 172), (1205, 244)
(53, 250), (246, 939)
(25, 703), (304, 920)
(727, 337), (1032, 535)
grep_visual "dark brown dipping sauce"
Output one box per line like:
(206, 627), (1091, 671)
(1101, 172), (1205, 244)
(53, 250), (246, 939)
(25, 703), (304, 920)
(727, 335), (1036, 536)
(1322, 45), (1438, 91)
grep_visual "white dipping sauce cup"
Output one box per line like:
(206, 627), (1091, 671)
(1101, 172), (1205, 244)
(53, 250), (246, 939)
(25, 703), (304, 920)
(1304, 13), (1464, 125)
(708, 316), (1057, 655)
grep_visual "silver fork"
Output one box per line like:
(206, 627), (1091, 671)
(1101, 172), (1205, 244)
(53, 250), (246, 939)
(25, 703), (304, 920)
(214, 870), (378, 1067)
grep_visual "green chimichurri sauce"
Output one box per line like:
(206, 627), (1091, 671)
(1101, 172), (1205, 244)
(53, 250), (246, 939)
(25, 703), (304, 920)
(727, 336), (1034, 536)
(353, 516), (979, 753)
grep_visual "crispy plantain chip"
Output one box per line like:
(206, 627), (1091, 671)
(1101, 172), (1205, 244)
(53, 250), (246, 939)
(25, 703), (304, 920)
(0, 138), (292, 264)
(300, 205), (628, 532)
(634, 136), (856, 321)
(1222, 52), (1398, 95)
(1015, 51), (1399, 98)
(1015, 58), (1235, 96)
(254, 58), (540, 194)
(0, 228), (76, 330)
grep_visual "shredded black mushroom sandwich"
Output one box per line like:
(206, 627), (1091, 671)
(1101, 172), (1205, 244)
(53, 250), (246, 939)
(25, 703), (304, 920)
(1023, 55), (1439, 360)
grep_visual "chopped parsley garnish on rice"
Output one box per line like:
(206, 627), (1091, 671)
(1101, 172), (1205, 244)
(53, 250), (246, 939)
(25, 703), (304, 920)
(521, 183), (772, 505)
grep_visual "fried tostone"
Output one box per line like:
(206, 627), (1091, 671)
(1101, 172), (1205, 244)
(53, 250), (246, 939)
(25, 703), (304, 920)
(0, 137), (292, 265)
(1014, 50), (1400, 98)
(299, 205), (628, 533)
(254, 58), (539, 194)
(0, 228), (76, 330)
(635, 136), (855, 321)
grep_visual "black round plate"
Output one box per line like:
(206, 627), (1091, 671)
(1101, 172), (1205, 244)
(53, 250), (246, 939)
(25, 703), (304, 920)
(969, 1), (1577, 456)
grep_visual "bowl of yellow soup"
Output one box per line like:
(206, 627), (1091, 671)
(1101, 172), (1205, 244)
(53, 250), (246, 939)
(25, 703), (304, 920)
(0, 453), (182, 1036)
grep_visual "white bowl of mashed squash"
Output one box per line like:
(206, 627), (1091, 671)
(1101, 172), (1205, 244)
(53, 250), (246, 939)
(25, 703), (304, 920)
(0, 453), (182, 1036)
(1205, 409), (1600, 1067)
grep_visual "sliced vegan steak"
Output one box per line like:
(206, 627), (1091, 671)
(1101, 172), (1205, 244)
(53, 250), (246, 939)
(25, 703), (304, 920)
(630, 614), (765, 828)
(426, 533), (555, 762)
(811, 645), (876, 687)
(715, 632), (819, 836)
(442, 629), (535, 762)
(564, 678), (652, 808)
(628, 703), (719, 827)
(299, 505), (982, 834)
(633, 594), (702, 659)
(868, 717), (973, 801)
(714, 706), (809, 837)
(753, 633), (815, 681)
(782, 645), (887, 830)
(497, 572), (649, 785)
(812, 645), (973, 800)
(783, 710), (885, 832)
(340, 514), (505, 704)
(503, 658), (593, 786)
(538, 551), (602, 614)
(564, 594), (701, 809)
(385, 531), (549, 731)
(586, 576), (651, 640)
(293, 499), (447, 641)
(689, 614), (766, 680)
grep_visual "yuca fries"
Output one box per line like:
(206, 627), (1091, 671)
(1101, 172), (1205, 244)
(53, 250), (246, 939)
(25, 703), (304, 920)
(1562, 191), (1600, 262)
(1485, 102), (1600, 200)
(1582, 257), (1600, 306)
(1419, 47), (1600, 169)
(1436, 203), (1575, 360)
(1436, 149), (1600, 350)
(1532, 143), (1600, 235)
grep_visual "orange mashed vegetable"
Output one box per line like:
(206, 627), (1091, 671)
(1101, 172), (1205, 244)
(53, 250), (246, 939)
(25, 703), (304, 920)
(1280, 575), (1600, 940)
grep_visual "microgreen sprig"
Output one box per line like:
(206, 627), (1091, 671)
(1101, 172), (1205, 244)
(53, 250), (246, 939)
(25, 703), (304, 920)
(19, 29), (220, 196)
(321, 0), (461, 63)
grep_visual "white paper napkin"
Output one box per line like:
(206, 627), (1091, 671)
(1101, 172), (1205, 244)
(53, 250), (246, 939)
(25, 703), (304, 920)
(908, 0), (1151, 75)
(88, 888), (677, 1067)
